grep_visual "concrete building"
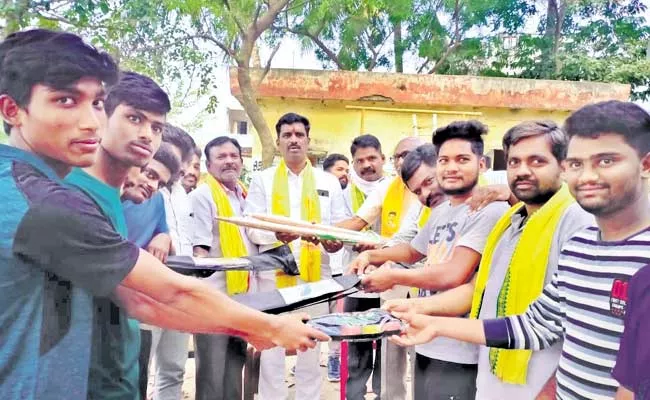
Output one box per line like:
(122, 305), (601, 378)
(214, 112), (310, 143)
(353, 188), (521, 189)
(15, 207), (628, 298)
(230, 68), (630, 172)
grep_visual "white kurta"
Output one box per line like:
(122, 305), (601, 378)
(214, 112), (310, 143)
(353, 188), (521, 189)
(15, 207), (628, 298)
(244, 164), (346, 400)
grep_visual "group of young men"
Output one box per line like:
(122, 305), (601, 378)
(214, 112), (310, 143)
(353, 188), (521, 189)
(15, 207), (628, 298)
(0, 27), (648, 400)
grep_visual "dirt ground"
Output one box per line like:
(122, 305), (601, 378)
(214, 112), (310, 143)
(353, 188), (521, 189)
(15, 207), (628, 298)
(149, 342), (412, 400)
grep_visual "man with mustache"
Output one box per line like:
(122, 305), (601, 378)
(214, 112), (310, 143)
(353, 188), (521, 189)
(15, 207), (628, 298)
(336, 134), (393, 399)
(182, 146), (201, 193)
(385, 121), (594, 399)
(245, 112), (346, 400)
(349, 121), (510, 400)
(189, 136), (258, 400)
(338, 135), (448, 399)
(389, 101), (650, 400)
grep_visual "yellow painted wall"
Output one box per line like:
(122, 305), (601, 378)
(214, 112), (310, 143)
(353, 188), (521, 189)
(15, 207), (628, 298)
(249, 98), (571, 166)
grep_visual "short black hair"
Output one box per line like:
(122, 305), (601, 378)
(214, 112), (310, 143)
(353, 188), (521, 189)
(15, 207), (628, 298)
(204, 136), (242, 161)
(564, 101), (650, 158)
(322, 153), (349, 171)
(0, 29), (118, 134)
(104, 71), (170, 117)
(152, 142), (181, 181)
(401, 144), (437, 183)
(350, 134), (382, 157)
(162, 124), (195, 163)
(503, 120), (568, 162)
(432, 120), (487, 156)
(275, 113), (310, 137)
(484, 155), (492, 169)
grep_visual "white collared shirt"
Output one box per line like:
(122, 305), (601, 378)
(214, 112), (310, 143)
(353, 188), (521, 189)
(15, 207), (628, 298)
(161, 181), (194, 256)
(190, 180), (258, 291)
(244, 164), (347, 279)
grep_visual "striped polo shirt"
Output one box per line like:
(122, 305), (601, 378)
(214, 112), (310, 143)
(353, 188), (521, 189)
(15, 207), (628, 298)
(484, 225), (650, 400)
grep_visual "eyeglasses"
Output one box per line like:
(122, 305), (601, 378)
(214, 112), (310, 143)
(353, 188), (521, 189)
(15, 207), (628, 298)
(393, 150), (411, 161)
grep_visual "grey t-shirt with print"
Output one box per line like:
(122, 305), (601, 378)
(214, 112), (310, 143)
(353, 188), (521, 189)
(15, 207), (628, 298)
(411, 200), (509, 365)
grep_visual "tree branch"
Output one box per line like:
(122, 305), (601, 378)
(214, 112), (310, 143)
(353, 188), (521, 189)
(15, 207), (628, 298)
(428, 41), (461, 73)
(429, 0), (462, 74)
(286, 26), (345, 69)
(240, 0), (290, 63)
(194, 34), (237, 58)
(223, 0), (247, 36)
(256, 39), (282, 87)
(366, 25), (394, 71)
(417, 59), (431, 73)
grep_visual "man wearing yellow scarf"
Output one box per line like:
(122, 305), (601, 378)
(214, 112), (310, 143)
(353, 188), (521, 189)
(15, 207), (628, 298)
(244, 113), (346, 400)
(349, 121), (510, 400)
(384, 121), (594, 399)
(190, 136), (259, 400)
(333, 135), (424, 400)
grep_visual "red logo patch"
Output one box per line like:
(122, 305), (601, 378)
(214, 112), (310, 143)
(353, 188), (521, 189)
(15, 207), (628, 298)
(609, 279), (628, 318)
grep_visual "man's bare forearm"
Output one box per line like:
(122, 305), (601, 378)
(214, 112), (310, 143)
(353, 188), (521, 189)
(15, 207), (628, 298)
(433, 316), (487, 345)
(389, 247), (479, 290)
(389, 266), (464, 291)
(336, 216), (368, 231)
(366, 243), (423, 266)
(116, 284), (249, 336)
(119, 250), (281, 338)
(416, 282), (474, 316)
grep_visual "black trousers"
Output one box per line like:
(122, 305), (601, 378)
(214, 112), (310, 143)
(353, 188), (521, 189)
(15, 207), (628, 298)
(414, 353), (477, 400)
(194, 334), (247, 400)
(138, 329), (152, 400)
(344, 296), (382, 400)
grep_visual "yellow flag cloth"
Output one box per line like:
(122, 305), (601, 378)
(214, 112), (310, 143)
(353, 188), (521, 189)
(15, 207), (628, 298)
(350, 183), (367, 213)
(381, 177), (410, 237)
(470, 184), (574, 384)
(418, 206), (431, 228)
(478, 173), (488, 186)
(205, 174), (249, 295)
(272, 159), (322, 288)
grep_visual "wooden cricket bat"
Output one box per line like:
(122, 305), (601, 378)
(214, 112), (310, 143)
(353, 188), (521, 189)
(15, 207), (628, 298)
(248, 213), (372, 238)
(215, 215), (386, 246)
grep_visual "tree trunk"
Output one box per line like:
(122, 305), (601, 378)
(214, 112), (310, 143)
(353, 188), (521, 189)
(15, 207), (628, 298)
(236, 65), (277, 167)
(541, 0), (559, 79)
(393, 19), (403, 73)
(553, 1), (566, 75)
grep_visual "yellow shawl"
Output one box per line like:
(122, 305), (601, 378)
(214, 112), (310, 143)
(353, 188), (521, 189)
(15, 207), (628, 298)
(381, 177), (412, 237)
(205, 174), (249, 295)
(470, 184), (573, 384)
(350, 183), (367, 213)
(418, 206), (431, 228)
(272, 159), (321, 288)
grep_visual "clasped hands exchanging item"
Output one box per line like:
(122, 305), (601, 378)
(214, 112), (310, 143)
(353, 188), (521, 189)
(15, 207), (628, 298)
(346, 254), (441, 347)
(275, 232), (343, 253)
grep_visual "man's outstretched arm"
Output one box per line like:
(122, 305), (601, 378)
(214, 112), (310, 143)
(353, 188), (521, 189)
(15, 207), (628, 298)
(13, 195), (328, 351)
(116, 250), (328, 350)
(390, 273), (566, 351)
